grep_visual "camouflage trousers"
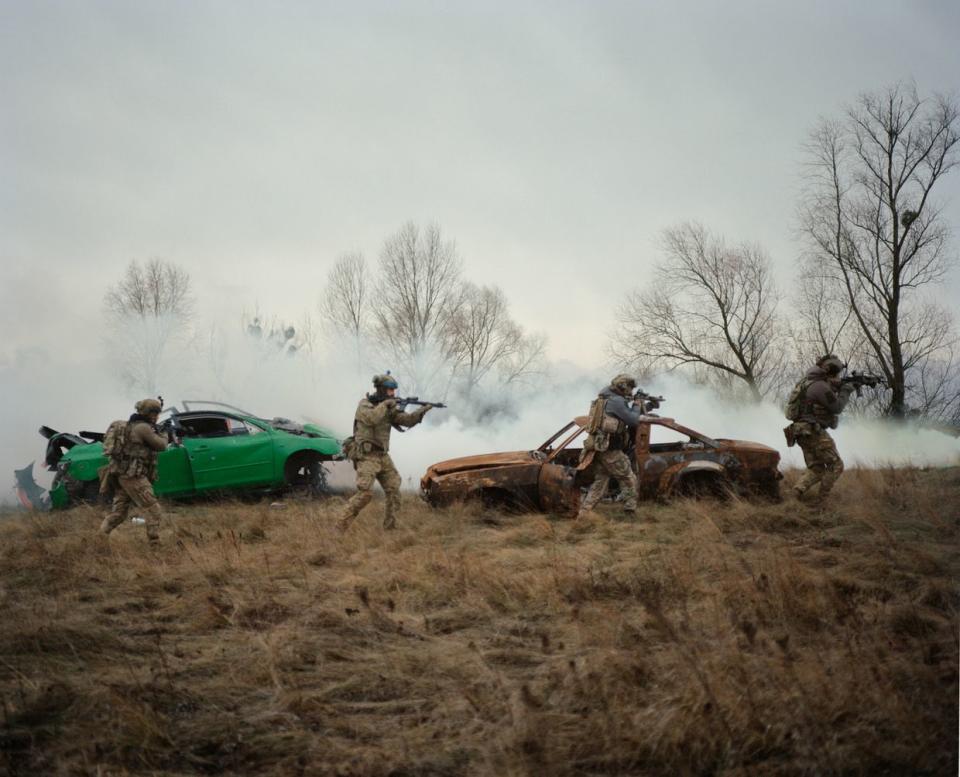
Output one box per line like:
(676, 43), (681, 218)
(100, 475), (163, 543)
(578, 449), (638, 517)
(794, 424), (844, 499)
(338, 452), (402, 530)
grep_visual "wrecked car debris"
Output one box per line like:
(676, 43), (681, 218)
(421, 415), (782, 516)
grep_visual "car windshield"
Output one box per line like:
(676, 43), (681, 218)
(538, 421), (582, 452)
(180, 400), (257, 416)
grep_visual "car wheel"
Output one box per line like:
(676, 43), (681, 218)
(673, 471), (733, 499)
(479, 487), (534, 514)
(284, 453), (330, 498)
(80, 478), (104, 506)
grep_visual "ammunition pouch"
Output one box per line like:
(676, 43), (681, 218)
(341, 436), (358, 462)
(783, 425), (796, 448)
(98, 465), (118, 497)
(600, 415), (622, 435)
(590, 431), (610, 452)
(359, 440), (384, 456)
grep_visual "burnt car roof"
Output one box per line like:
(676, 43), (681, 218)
(541, 415), (721, 450)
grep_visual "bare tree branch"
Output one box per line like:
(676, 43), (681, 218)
(319, 252), (369, 339)
(443, 283), (546, 391)
(612, 222), (786, 401)
(372, 222), (463, 381)
(104, 258), (193, 321)
(798, 82), (960, 417)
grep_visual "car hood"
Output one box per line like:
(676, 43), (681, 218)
(424, 451), (537, 476)
(715, 439), (779, 455)
(266, 418), (337, 439)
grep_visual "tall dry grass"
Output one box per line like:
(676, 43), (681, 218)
(0, 467), (957, 775)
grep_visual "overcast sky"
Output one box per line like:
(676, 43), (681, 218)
(2, 0), (959, 371)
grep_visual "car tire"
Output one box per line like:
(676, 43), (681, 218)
(284, 453), (329, 498)
(479, 487), (533, 514)
(80, 478), (105, 506)
(673, 471), (732, 500)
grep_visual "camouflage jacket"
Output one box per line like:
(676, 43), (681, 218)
(353, 397), (428, 454)
(109, 418), (168, 480)
(796, 367), (853, 430)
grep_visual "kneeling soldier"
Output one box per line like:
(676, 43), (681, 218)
(100, 398), (168, 545)
(338, 374), (432, 531)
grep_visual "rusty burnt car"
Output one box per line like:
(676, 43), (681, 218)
(420, 415), (782, 515)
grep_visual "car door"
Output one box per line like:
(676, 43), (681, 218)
(181, 416), (275, 491)
(154, 445), (195, 497)
(538, 422), (584, 516)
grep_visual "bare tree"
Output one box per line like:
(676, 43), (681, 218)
(444, 283), (546, 392)
(497, 331), (547, 387)
(613, 222), (785, 401)
(372, 222), (463, 386)
(798, 82), (960, 417)
(105, 258), (193, 320)
(319, 252), (369, 339)
(103, 258), (195, 394)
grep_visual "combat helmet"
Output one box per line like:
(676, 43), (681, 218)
(135, 398), (163, 415)
(610, 373), (637, 397)
(372, 372), (399, 392)
(816, 354), (845, 376)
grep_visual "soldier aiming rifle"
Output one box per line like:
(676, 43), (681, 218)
(577, 374), (652, 521)
(337, 373), (442, 531)
(784, 355), (887, 505)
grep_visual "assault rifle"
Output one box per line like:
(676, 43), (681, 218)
(841, 371), (886, 398)
(159, 415), (185, 446)
(369, 394), (447, 411)
(632, 390), (666, 414)
(395, 396), (447, 412)
(368, 394), (447, 432)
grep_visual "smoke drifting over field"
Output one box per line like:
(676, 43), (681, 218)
(3, 320), (958, 507)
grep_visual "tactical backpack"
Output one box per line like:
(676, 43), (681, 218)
(586, 397), (607, 434)
(98, 420), (129, 496)
(102, 420), (129, 459)
(585, 396), (622, 453)
(784, 378), (813, 422)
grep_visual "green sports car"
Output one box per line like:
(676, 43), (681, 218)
(23, 401), (342, 510)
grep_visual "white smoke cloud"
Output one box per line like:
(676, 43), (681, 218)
(398, 372), (960, 490)
(4, 306), (958, 507)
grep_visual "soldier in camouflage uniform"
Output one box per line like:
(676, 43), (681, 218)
(577, 374), (645, 520)
(786, 355), (855, 504)
(100, 398), (169, 545)
(337, 374), (433, 531)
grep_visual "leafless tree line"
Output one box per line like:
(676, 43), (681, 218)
(320, 222), (546, 397)
(104, 258), (193, 322)
(613, 82), (959, 422)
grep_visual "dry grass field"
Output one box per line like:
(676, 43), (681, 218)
(0, 467), (957, 776)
